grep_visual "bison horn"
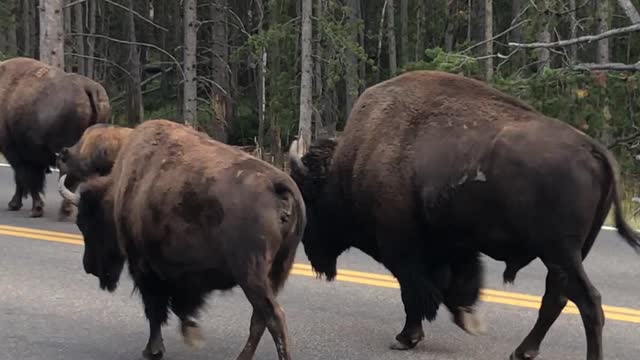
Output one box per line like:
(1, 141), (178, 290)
(58, 174), (80, 206)
(288, 139), (308, 175)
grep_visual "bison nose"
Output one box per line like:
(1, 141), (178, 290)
(58, 148), (69, 163)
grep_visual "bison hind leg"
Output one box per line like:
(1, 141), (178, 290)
(236, 266), (292, 360)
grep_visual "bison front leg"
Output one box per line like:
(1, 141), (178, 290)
(389, 276), (426, 350)
(443, 251), (486, 336)
(141, 291), (170, 360)
(8, 167), (27, 211)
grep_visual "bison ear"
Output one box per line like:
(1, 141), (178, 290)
(288, 138), (308, 176)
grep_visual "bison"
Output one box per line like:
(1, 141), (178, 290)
(59, 119), (306, 360)
(0, 57), (110, 217)
(56, 123), (132, 220)
(288, 70), (640, 360)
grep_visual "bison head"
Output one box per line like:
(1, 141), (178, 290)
(57, 124), (130, 181)
(288, 137), (343, 280)
(58, 174), (124, 292)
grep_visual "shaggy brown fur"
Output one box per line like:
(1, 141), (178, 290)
(0, 57), (110, 217)
(60, 119), (305, 360)
(289, 70), (640, 360)
(57, 123), (132, 220)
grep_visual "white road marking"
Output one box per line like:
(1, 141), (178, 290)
(0, 163), (628, 232)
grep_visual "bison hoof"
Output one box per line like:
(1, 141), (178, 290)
(142, 344), (165, 360)
(8, 200), (22, 211)
(389, 338), (420, 351)
(389, 330), (424, 351)
(181, 321), (205, 349)
(509, 350), (539, 360)
(453, 306), (487, 336)
(30, 206), (44, 218)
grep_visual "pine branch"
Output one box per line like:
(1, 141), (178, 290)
(509, 23), (640, 48)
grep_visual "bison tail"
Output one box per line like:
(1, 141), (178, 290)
(84, 82), (111, 125)
(591, 141), (640, 253)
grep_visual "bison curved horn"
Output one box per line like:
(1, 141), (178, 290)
(58, 174), (80, 206)
(288, 138), (308, 175)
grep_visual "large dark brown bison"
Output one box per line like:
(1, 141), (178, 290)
(288, 70), (640, 360)
(56, 123), (132, 220)
(0, 57), (110, 217)
(59, 119), (306, 360)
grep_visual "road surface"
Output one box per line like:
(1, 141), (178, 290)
(0, 164), (639, 360)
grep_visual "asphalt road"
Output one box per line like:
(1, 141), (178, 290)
(0, 164), (639, 360)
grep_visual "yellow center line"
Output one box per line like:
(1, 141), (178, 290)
(2, 224), (640, 324)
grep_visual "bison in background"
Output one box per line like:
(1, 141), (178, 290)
(288, 70), (640, 360)
(56, 123), (132, 220)
(59, 119), (306, 360)
(0, 57), (110, 217)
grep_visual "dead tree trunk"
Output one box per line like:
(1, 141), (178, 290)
(484, 0), (493, 80)
(126, 0), (143, 126)
(209, 0), (230, 142)
(345, 0), (360, 119)
(597, 0), (612, 64)
(183, 0), (198, 127)
(39, 0), (65, 69)
(73, 1), (85, 75)
(298, 0), (313, 150)
(387, 0), (397, 76)
(400, 0), (408, 66)
(86, 0), (97, 78)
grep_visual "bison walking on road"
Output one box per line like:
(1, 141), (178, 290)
(288, 71), (640, 360)
(0, 57), (110, 217)
(56, 123), (132, 220)
(59, 119), (306, 360)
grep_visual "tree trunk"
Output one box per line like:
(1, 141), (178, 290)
(400, 0), (408, 66)
(126, 0), (144, 126)
(569, 0), (578, 63)
(537, 21), (551, 71)
(484, 0), (493, 80)
(73, 1), (85, 75)
(39, 0), (65, 69)
(210, 0), (230, 142)
(298, 0), (313, 150)
(255, 0), (266, 154)
(617, 0), (640, 24)
(511, 0), (525, 66)
(86, 0), (97, 78)
(387, 0), (397, 76)
(597, 0), (611, 64)
(345, 0), (360, 120)
(313, 0), (324, 138)
(22, 0), (32, 57)
(64, 0), (71, 71)
(415, 0), (426, 61)
(445, 0), (455, 52)
(183, 0), (198, 127)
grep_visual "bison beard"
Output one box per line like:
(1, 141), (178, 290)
(60, 119), (306, 360)
(0, 57), (110, 218)
(289, 70), (640, 360)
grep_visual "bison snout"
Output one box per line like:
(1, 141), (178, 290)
(58, 148), (70, 163)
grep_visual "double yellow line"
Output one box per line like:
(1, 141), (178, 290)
(2, 224), (640, 324)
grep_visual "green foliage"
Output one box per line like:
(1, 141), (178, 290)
(402, 48), (481, 77)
